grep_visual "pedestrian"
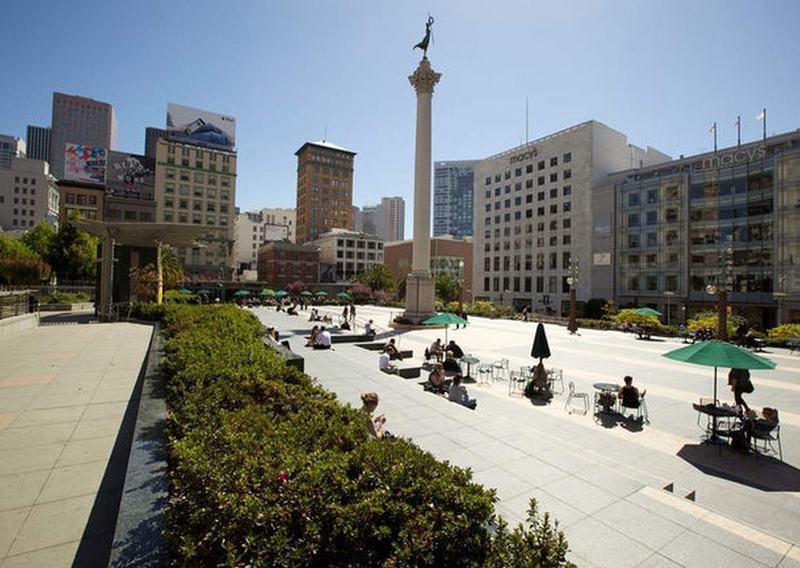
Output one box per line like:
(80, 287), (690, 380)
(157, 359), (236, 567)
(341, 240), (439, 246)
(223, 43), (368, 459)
(350, 303), (356, 323)
(522, 305), (529, 322)
(728, 368), (753, 411)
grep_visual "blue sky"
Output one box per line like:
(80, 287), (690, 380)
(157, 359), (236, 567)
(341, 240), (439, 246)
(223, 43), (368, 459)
(2, 0), (798, 236)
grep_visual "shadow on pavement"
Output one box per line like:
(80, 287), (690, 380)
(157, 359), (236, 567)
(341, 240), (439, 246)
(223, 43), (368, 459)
(677, 443), (800, 492)
(40, 311), (97, 325)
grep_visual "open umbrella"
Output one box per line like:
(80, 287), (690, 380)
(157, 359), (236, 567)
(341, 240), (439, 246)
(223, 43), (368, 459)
(260, 289), (275, 296)
(233, 290), (251, 297)
(633, 307), (662, 317)
(275, 290), (289, 297)
(531, 322), (551, 364)
(315, 291), (328, 297)
(177, 288), (193, 295)
(301, 290), (313, 297)
(197, 289), (211, 295)
(337, 291), (351, 298)
(662, 340), (776, 441)
(422, 312), (468, 344)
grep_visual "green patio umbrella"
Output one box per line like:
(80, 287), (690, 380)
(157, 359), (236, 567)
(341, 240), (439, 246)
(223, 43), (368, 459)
(197, 289), (211, 295)
(233, 290), (251, 297)
(337, 291), (351, 299)
(422, 312), (468, 343)
(633, 307), (662, 317)
(662, 340), (776, 441)
(315, 291), (328, 297)
(260, 289), (275, 296)
(177, 288), (193, 295)
(301, 290), (313, 297)
(531, 322), (551, 364)
(275, 290), (289, 297)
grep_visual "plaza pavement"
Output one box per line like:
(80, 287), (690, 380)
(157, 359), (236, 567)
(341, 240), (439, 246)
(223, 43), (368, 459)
(0, 315), (152, 567)
(255, 304), (800, 568)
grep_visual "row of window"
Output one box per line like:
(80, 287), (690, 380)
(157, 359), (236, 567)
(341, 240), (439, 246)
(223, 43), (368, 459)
(335, 239), (383, 250)
(483, 274), (573, 294)
(485, 218), (573, 239)
(164, 184), (230, 201)
(11, 208), (36, 217)
(484, 153), (573, 185)
(484, 251), (573, 272)
(163, 211), (229, 226)
(64, 193), (97, 206)
(484, 202), (572, 225)
(167, 144), (233, 163)
(335, 251), (383, 260)
(10, 217), (35, 227)
(166, 156), (232, 173)
(164, 169), (232, 187)
(13, 177), (37, 185)
(486, 186), (572, 210)
(13, 186), (37, 195)
(485, 177), (572, 200)
(484, 233), (573, 252)
(164, 197), (229, 214)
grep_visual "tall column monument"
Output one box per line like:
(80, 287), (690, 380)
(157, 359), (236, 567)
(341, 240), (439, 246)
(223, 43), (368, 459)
(403, 17), (441, 323)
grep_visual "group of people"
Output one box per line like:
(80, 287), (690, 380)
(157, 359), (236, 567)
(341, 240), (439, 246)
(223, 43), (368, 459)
(305, 325), (332, 350)
(426, 338), (464, 361)
(308, 308), (333, 324)
(426, 362), (477, 409)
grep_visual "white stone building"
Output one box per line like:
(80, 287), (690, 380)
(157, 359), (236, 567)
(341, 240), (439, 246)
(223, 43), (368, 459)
(259, 207), (295, 243)
(312, 228), (384, 282)
(353, 197), (405, 242)
(473, 120), (669, 314)
(233, 208), (292, 280)
(0, 158), (60, 230)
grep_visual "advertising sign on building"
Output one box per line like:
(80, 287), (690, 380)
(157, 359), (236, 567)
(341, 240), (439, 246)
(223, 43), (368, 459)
(166, 103), (236, 151)
(106, 151), (155, 199)
(64, 144), (106, 184)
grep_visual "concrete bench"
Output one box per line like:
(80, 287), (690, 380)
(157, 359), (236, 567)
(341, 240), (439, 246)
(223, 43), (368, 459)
(390, 350), (413, 360)
(398, 367), (421, 379)
(331, 333), (372, 344)
(356, 342), (385, 351)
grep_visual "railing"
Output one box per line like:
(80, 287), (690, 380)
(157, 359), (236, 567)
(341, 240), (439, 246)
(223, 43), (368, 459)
(0, 291), (33, 321)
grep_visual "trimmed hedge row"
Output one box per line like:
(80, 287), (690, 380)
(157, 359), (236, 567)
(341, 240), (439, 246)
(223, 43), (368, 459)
(161, 305), (572, 567)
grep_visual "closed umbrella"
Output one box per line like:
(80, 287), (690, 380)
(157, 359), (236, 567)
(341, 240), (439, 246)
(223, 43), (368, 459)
(531, 322), (551, 364)
(633, 307), (661, 317)
(422, 312), (468, 344)
(662, 340), (776, 442)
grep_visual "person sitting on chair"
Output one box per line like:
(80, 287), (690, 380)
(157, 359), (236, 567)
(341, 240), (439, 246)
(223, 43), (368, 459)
(442, 351), (463, 375)
(618, 375), (644, 411)
(341, 319), (351, 330)
(742, 407), (778, 451)
(429, 338), (444, 361)
(427, 363), (447, 395)
(305, 325), (320, 347)
(446, 339), (464, 359)
(313, 326), (332, 350)
(379, 352), (397, 374)
(382, 338), (402, 360)
(449, 374), (477, 409)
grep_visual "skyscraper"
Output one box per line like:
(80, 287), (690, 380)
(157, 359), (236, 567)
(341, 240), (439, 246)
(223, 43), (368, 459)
(378, 196), (405, 241)
(433, 160), (478, 238)
(26, 126), (51, 161)
(49, 92), (116, 179)
(144, 127), (167, 159)
(0, 134), (26, 169)
(294, 140), (355, 244)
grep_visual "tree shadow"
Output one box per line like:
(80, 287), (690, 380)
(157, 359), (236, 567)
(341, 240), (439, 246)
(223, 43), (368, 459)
(677, 443), (800, 492)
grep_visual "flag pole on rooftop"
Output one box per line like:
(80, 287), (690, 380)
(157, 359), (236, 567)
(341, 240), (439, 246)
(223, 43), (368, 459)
(757, 108), (766, 143)
(709, 122), (717, 153)
(735, 115), (741, 147)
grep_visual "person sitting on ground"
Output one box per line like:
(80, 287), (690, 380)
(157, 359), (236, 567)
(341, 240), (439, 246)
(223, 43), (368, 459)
(361, 391), (387, 438)
(442, 350), (463, 375)
(379, 351), (398, 374)
(382, 338), (402, 360)
(305, 325), (320, 347)
(365, 319), (376, 337)
(446, 339), (464, 359)
(427, 362), (447, 395)
(429, 338), (444, 361)
(449, 374), (477, 409)
(313, 326), (332, 350)
(618, 375), (645, 410)
(308, 308), (318, 322)
(341, 318), (351, 330)
(287, 304), (299, 316)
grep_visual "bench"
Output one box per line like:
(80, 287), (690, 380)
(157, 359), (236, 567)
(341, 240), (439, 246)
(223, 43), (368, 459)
(398, 367), (421, 379)
(330, 333), (372, 344)
(390, 350), (413, 360)
(355, 342), (385, 351)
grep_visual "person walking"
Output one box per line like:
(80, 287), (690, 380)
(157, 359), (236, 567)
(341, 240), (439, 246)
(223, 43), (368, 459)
(729, 368), (753, 411)
(350, 303), (356, 324)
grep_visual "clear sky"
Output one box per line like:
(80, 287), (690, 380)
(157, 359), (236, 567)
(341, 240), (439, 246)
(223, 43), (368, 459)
(2, 0), (798, 237)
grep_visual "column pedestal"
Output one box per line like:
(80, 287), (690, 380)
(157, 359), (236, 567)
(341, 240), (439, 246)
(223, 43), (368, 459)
(403, 272), (436, 324)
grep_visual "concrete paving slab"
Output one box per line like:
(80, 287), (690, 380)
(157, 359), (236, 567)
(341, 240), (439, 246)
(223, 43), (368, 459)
(566, 516), (655, 567)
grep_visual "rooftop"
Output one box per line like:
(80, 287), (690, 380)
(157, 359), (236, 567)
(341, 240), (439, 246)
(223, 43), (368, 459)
(295, 140), (357, 156)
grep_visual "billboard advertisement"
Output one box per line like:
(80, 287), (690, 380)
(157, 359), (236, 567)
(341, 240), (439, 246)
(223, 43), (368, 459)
(166, 103), (236, 151)
(64, 144), (106, 184)
(106, 151), (155, 199)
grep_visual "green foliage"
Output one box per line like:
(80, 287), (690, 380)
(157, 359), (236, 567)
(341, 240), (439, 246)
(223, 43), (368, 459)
(45, 219), (98, 280)
(465, 300), (495, 317)
(612, 309), (665, 330)
(576, 318), (617, 330)
(129, 245), (184, 301)
(434, 272), (461, 304)
(129, 302), (167, 321)
(162, 305), (572, 566)
(356, 263), (395, 292)
(768, 323), (800, 340)
(21, 222), (56, 258)
(164, 289), (194, 304)
(0, 235), (50, 284)
(687, 310), (744, 336)
(39, 292), (92, 304)
(601, 300), (619, 320)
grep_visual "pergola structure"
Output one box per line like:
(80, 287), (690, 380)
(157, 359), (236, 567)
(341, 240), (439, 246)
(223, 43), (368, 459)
(75, 221), (211, 318)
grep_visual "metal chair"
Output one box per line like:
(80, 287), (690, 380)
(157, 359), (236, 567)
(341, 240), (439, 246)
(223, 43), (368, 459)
(752, 412), (783, 461)
(508, 370), (529, 397)
(565, 381), (589, 415)
(547, 368), (564, 394)
(492, 358), (510, 382)
(620, 391), (649, 423)
(477, 363), (494, 386)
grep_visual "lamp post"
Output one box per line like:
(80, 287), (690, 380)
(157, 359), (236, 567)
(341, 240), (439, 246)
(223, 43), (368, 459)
(664, 291), (675, 326)
(705, 247), (734, 341)
(457, 259), (465, 310)
(566, 258), (580, 335)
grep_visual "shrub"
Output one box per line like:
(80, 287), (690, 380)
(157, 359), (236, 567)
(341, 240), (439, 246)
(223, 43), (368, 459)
(162, 305), (573, 566)
(128, 302), (167, 321)
(466, 300), (495, 318)
(687, 310), (744, 337)
(582, 298), (607, 320)
(576, 318), (616, 330)
(612, 309), (666, 331)
(768, 323), (800, 340)
(39, 292), (92, 304)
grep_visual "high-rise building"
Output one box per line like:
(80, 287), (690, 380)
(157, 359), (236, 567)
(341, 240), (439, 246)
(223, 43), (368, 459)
(434, 160), (478, 238)
(49, 92), (116, 179)
(353, 197), (405, 242)
(473, 120), (669, 313)
(233, 209), (292, 278)
(26, 126), (51, 162)
(295, 140), (355, 244)
(351, 205), (361, 231)
(144, 127), (167, 159)
(607, 129), (800, 327)
(0, 158), (59, 230)
(357, 204), (379, 235)
(0, 134), (26, 169)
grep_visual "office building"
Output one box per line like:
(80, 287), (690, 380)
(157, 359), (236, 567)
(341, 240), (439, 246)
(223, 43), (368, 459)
(473, 120), (669, 313)
(144, 127), (167, 159)
(353, 197), (405, 242)
(57, 179), (104, 223)
(352, 205), (361, 231)
(257, 241), (319, 288)
(104, 150), (156, 223)
(234, 209), (291, 279)
(434, 160), (478, 238)
(0, 135), (26, 169)
(50, 92), (116, 179)
(313, 228), (384, 282)
(26, 126), (51, 162)
(384, 237), (473, 302)
(0, 158), (59, 230)
(295, 140), (355, 244)
(259, 207), (296, 243)
(608, 130), (800, 327)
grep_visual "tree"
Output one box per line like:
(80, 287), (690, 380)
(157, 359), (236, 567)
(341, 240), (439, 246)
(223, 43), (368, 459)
(129, 245), (185, 301)
(21, 222), (56, 258)
(434, 272), (461, 304)
(46, 218), (99, 281)
(356, 263), (395, 292)
(0, 236), (50, 284)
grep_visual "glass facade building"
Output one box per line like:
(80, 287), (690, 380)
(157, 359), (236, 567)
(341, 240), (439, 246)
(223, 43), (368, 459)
(433, 160), (477, 239)
(614, 132), (800, 327)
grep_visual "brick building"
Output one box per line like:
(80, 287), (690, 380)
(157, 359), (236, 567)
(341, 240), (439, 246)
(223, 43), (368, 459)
(257, 241), (320, 289)
(384, 237), (473, 301)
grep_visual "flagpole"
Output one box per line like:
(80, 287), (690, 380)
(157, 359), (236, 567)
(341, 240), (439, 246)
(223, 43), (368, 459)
(762, 108), (767, 143)
(713, 122), (717, 153)
(736, 115), (741, 147)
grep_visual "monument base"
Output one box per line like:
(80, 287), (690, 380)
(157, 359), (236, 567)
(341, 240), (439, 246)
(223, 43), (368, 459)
(401, 272), (436, 324)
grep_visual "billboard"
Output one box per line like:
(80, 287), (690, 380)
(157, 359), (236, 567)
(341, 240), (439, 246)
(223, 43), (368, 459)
(106, 151), (155, 199)
(166, 103), (236, 151)
(64, 144), (106, 184)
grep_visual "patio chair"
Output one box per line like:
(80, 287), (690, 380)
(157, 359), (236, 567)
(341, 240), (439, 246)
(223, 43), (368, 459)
(751, 411), (783, 461)
(477, 363), (494, 386)
(619, 390), (649, 423)
(492, 358), (510, 382)
(508, 370), (528, 397)
(565, 381), (589, 415)
(547, 368), (564, 394)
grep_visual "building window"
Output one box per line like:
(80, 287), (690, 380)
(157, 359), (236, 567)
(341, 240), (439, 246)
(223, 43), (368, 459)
(537, 176), (545, 186)
(550, 188), (558, 199)
(563, 152), (571, 163)
(563, 169), (571, 180)
(550, 173), (558, 183)
(537, 160), (544, 170)
(550, 157), (558, 167)
(646, 210), (658, 225)
(628, 192), (640, 207)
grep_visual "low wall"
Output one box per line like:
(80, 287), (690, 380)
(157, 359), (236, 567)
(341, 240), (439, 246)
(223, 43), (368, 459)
(39, 302), (95, 312)
(0, 312), (39, 339)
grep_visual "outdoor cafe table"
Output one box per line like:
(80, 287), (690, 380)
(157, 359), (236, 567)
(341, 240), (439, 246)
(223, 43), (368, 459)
(692, 403), (742, 444)
(593, 383), (620, 413)
(461, 355), (480, 381)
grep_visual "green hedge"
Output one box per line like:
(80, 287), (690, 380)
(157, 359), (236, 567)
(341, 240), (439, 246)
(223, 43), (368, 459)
(161, 305), (572, 566)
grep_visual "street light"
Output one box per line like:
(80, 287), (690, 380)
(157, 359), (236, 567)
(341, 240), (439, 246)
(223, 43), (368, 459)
(704, 247), (734, 341)
(566, 258), (580, 335)
(457, 259), (465, 310)
(664, 291), (675, 326)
